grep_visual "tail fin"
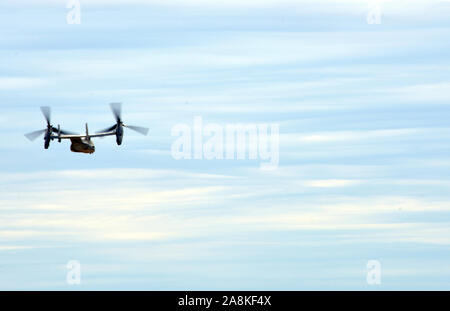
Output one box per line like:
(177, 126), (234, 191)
(85, 123), (89, 138)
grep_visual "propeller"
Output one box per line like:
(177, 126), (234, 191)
(40, 106), (51, 126)
(97, 102), (149, 135)
(110, 102), (122, 123)
(24, 106), (74, 142)
(97, 123), (117, 133)
(25, 129), (47, 141)
(124, 125), (149, 135)
(51, 126), (73, 135)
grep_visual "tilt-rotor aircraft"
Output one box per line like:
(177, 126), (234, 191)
(24, 103), (149, 154)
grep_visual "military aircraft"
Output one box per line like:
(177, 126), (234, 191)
(24, 103), (149, 154)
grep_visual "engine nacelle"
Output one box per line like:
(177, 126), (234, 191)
(116, 124), (123, 145)
(44, 131), (51, 149)
(57, 124), (61, 143)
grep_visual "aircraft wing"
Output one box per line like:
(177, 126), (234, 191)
(50, 131), (116, 139)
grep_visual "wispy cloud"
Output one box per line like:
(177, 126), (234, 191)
(0, 77), (47, 90)
(1, 0), (450, 290)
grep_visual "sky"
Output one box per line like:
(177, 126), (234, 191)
(1, 0), (450, 290)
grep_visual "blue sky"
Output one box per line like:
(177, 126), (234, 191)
(1, 0), (450, 290)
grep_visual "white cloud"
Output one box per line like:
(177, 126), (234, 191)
(0, 78), (47, 90)
(0, 245), (35, 251)
(302, 179), (363, 188)
(393, 82), (450, 102)
(291, 128), (423, 143)
(1, 168), (450, 245)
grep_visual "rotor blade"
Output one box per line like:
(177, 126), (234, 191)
(110, 102), (122, 122)
(96, 124), (117, 133)
(51, 127), (76, 135)
(60, 129), (75, 135)
(24, 129), (46, 141)
(40, 106), (51, 125)
(125, 124), (149, 135)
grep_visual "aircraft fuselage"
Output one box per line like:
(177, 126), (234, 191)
(70, 137), (95, 154)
